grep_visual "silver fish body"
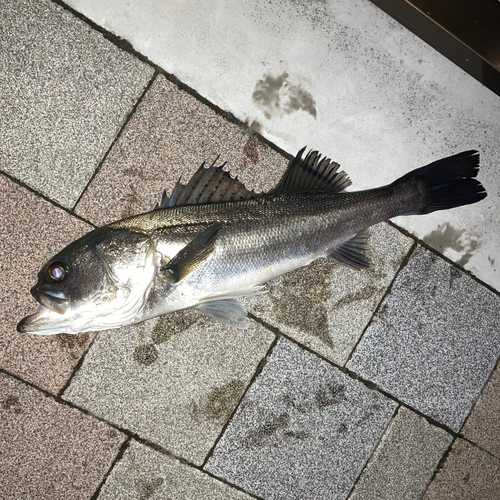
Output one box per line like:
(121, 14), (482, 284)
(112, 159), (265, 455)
(18, 148), (486, 334)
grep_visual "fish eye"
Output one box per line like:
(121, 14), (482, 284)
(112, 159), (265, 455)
(48, 262), (67, 281)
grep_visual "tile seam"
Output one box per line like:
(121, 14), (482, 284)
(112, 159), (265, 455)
(0, 367), (265, 499)
(71, 70), (159, 213)
(343, 239), (418, 368)
(0, 170), (96, 228)
(90, 436), (131, 500)
(200, 331), (280, 469)
(51, 0), (290, 162)
(345, 403), (402, 500)
(389, 220), (500, 298)
(252, 327), (460, 436)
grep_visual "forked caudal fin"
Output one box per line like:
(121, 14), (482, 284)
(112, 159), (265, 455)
(394, 150), (487, 215)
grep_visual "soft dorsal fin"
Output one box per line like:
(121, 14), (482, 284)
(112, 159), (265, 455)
(328, 230), (372, 270)
(271, 147), (351, 194)
(155, 157), (260, 209)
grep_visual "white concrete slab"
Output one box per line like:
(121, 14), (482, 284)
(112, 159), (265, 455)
(64, 0), (500, 290)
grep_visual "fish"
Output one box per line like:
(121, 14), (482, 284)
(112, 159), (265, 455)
(18, 147), (486, 335)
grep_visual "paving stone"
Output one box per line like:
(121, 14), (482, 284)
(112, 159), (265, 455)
(98, 440), (254, 500)
(462, 364), (500, 459)
(424, 438), (500, 500)
(349, 406), (453, 500)
(75, 74), (286, 226)
(0, 176), (93, 394)
(0, 0), (154, 208)
(205, 338), (397, 500)
(63, 309), (275, 465)
(0, 372), (126, 500)
(347, 246), (500, 432)
(242, 223), (413, 365)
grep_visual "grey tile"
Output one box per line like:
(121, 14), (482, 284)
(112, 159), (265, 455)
(424, 439), (500, 500)
(242, 223), (413, 365)
(347, 246), (500, 431)
(0, 175), (93, 394)
(205, 338), (398, 500)
(462, 365), (500, 459)
(0, 372), (126, 500)
(75, 74), (286, 226)
(0, 0), (154, 208)
(98, 440), (254, 500)
(63, 309), (275, 465)
(349, 406), (452, 500)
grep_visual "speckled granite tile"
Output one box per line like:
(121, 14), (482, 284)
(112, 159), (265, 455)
(424, 439), (500, 500)
(0, 0), (153, 208)
(349, 406), (452, 500)
(205, 338), (397, 500)
(347, 246), (500, 431)
(63, 309), (275, 465)
(75, 74), (286, 225)
(462, 364), (500, 459)
(0, 372), (126, 500)
(0, 175), (93, 394)
(242, 223), (413, 365)
(98, 440), (254, 500)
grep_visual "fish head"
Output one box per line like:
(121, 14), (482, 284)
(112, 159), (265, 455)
(18, 228), (158, 335)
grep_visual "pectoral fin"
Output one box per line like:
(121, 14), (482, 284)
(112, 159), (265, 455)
(162, 224), (222, 282)
(196, 298), (249, 330)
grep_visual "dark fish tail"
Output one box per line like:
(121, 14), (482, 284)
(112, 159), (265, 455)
(393, 150), (487, 215)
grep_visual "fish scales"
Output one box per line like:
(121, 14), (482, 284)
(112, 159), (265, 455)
(18, 148), (486, 334)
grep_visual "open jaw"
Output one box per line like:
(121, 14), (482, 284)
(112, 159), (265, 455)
(17, 304), (80, 335)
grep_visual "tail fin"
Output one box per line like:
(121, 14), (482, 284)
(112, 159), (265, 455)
(395, 150), (487, 214)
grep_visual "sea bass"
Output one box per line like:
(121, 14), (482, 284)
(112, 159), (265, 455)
(18, 148), (486, 335)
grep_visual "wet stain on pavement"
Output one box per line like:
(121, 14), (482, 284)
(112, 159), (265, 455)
(133, 344), (159, 366)
(243, 413), (290, 449)
(135, 477), (164, 500)
(151, 309), (198, 345)
(56, 332), (92, 360)
(192, 379), (246, 425)
(269, 262), (334, 349)
(423, 222), (480, 267)
(315, 382), (346, 408)
(252, 72), (317, 119)
(2, 394), (21, 413)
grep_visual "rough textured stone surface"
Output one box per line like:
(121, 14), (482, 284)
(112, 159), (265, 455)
(242, 223), (413, 365)
(0, 372), (126, 500)
(0, 0), (154, 208)
(98, 440), (254, 500)
(424, 439), (500, 500)
(349, 406), (453, 500)
(63, 309), (275, 465)
(462, 365), (500, 459)
(0, 176), (93, 394)
(205, 338), (397, 500)
(347, 246), (500, 431)
(75, 74), (286, 225)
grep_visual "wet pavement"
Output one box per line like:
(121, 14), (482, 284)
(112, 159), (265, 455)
(1, 1), (499, 499)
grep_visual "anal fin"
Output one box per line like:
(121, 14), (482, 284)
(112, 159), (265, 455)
(196, 299), (249, 330)
(328, 231), (372, 270)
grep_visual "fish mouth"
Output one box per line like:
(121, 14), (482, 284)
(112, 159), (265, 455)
(17, 305), (59, 334)
(30, 287), (69, 314)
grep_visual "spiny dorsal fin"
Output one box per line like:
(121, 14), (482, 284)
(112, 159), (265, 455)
(155, 157), (260, 209)
(162, 224), (222, 281)
(272, 147), (351, 194)
(328, 230), (372, 270)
